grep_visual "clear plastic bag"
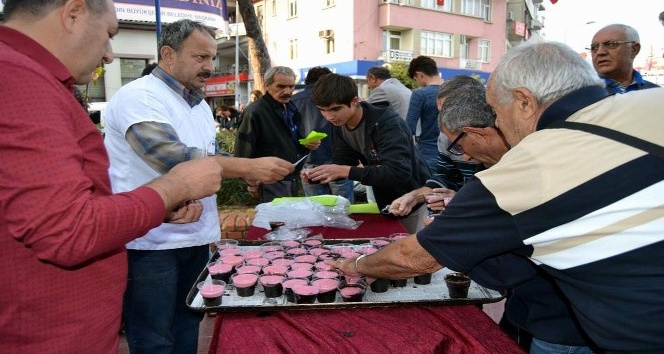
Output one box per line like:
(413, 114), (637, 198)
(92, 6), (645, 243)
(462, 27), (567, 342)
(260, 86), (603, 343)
(252, 195), (362, 231)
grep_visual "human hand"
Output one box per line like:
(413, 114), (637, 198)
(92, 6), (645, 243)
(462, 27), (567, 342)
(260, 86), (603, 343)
(425, 188), (455, 213)
(245, 179), (262, 198)
(307, 164), (349, 184)
(389, 194), (417, 216)
(327, 257), (361, 276)
(304, 140), (321, 150)
(165, 200), (203, 224)
(246, 157), (294, 183)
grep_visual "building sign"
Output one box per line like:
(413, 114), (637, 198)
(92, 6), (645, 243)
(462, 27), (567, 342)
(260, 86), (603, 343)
(514, 21), (527, 37)
(204, 73), (249, 97)
(113, 0), (228, 32)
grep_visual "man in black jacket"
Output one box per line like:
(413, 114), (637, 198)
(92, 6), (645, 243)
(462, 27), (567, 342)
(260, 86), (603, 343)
(235, 66), (319, 202)
(308, 73), (430, 233)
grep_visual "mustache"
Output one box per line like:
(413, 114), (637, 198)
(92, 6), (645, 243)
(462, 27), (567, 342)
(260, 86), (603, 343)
(199, 71), (212, 79)
(279, 95), (292, 100)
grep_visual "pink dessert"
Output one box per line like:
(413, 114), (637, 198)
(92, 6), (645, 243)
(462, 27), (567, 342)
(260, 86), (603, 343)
(339, 286), (364, 297)
(208, 262), (233, 275)
(220, 255), (245, 267)
(282, 278), (308, 290)
(242, 249), (263, 259)
(264, 251), (286, 261)
(199, 283), (224, 297)
(260, 275), (284, 286)
(246, 257), (269, 267)
(263, 265), (288, 276)
(331, 245), (354, 255)
(281, 240), (301, 248)
(370, 238), (391, 248)
(359, 246), (378, 255)
(292, 284), (319, 296)
(303, 239), (323, 247)
(308, 247), (329, 257)
(286, 247), (308, 256)
(219, 248), (242, 257)
(294, 254), (317, 264)
(270, 258), (294, 267)
(290, 262), (314, 271)
(314, 271), (338, 279)
(260, 244), (283, 253)
(236, 265), (261, 274)
(342, 251), (361, 259)
(315, 262), (334, 271)
(317, 254), (337, 261)
(312, 278), (338, 292)
(232, 273), (258, 287)
(287, 269), (313, 279)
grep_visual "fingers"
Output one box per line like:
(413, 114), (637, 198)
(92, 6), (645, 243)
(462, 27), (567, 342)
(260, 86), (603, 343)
(165, 200), (203, 224)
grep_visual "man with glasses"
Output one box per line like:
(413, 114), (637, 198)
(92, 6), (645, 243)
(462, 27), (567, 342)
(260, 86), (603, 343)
(589, 24), (659, 94)
(389, 76), (507, 219)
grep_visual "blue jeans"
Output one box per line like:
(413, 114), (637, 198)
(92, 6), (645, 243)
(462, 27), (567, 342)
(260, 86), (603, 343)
(124, 246), (209, 354)
(418, 144), (438, 174)
(530, 338), (595, 354)
(302, 178), (355, 203)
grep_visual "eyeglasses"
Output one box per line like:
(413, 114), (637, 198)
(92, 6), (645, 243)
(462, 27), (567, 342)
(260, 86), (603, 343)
(446, 132), (466, 156)
(586, 41), (636, 53)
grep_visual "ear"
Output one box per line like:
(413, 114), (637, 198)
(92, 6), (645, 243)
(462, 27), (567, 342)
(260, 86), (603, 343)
(631, 42), (641, 58)
(513, 87), (539, 118)
(160, 46), (175, 65)
(61, 0), (87, 33)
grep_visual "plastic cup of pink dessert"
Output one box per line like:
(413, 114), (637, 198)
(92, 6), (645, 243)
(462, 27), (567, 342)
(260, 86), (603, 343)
(338, 281), (367, 302)
(283, 278), (309, 303)
(262, 264), (288, 276)
(312, 278), (339, 303)
(231, 273), (258, 297)
(197, 280), (225, 307)
(207, 261), (233, 283)
(260, 274), (285, 298)
(292, 284), (319, 304)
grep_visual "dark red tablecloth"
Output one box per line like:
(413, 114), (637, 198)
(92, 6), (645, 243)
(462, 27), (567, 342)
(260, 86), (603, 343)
(245, 214), (408, 240)
(208, 305), (524, 354)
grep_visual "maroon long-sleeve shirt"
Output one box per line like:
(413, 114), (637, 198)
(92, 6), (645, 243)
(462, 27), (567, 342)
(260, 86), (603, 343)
(0, 26), (165, 353)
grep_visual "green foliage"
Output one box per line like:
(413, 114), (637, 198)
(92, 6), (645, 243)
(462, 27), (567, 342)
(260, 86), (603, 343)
(215, 130), (260, 207)
(388, 61), (419, 89)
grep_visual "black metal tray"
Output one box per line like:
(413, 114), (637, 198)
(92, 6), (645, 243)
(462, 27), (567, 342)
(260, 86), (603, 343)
(186, 239), (504, 313)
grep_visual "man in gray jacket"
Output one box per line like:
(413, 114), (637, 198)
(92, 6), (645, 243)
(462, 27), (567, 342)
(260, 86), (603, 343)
(367, 66), (412, 120)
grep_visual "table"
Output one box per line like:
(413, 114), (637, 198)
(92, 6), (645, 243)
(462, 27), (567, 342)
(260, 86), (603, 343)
(209, 214), (523, 354)
(246, 214), (407, 240)
(207, 305), (524, 354)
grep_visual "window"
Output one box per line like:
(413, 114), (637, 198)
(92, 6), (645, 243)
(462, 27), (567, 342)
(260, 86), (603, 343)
(421, 0), (452, 12)
(324, 0), (335, 7)
(478, 39), (490, 62)
(289, 39), (298, 59)
(271, 0), (276, 16)
(459, 35), (469, 60)
(421, 30), (452, 57)
(320, 30), (335, 54)
(461, 0), (490, 18)
(256, 5), (264, 26)
(120, 58), (148, 86)
(288, 0), (297, 18)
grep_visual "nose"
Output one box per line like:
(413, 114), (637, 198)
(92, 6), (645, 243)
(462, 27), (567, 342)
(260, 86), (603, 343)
(102, 41), (114, 65)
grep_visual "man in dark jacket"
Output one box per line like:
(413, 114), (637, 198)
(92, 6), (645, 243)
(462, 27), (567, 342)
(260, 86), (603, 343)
(235, 66), (319, 202)
(308, 73), (430, 233)
(291, 66), (354, 202)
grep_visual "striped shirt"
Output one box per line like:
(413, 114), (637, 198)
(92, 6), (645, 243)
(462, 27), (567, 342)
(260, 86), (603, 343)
(418, 86), (664, 352)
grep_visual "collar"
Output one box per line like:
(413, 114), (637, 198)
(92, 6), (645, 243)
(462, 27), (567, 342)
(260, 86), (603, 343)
(537, 85), (611, 130)
(601, 70), (646, 93)
(0, 25), (76, 88)
(151, 65), (205, 107)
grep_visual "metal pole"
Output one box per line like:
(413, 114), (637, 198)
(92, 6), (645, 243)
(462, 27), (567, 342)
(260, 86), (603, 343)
(234, 3), (240, 109)
(155, 0), (162, 38)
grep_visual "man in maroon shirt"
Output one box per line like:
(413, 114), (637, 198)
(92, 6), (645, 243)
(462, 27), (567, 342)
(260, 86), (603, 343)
(0, 1), (222, 353)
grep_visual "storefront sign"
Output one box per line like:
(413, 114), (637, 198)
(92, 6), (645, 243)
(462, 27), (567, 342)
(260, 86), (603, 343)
(113, 0), (228, 31)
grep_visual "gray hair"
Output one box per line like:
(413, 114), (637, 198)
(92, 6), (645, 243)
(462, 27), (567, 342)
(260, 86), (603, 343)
(439, 85), (495, 133)
(3, 0), (109, 19)
(599, 24), (640, 42)
(264, 66), (296, 86)
(158, 20), (216, 60)
(438, 75), (484, 100)
(367, 66), (392, 80)
(491, 40), (604, 107)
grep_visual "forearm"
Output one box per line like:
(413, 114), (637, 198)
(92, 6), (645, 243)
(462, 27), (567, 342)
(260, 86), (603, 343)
(335, 236), (443, 279)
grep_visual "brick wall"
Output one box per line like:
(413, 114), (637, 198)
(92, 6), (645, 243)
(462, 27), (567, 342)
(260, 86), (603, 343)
(218, 209), (255, 240)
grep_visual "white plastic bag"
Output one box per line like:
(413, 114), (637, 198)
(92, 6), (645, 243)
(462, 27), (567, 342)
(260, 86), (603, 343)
(252, 195), (361, 231)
